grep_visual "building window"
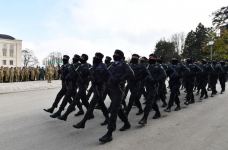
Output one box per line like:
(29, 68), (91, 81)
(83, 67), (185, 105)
(2, 44), (7, 56)
(10, 60), (13, 65)
(10, 44), (14, 57)
(3, 60), (6, 65)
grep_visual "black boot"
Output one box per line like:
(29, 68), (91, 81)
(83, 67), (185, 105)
(138, 117), (147, 125)
(57, 113), (68, 121)
(74, 110), (84, 116)
(43, 107), (55, 113)
(57, 107), (75, 121)
(99, 132), (113, 143)
(164, 107), (171, 112)
(161, 103), (167, 108)
(136, 109), (143, 115)
(50, 110), (62, 118)
(184, 101), (189, 105)
(87, 113), (94, 120)
(174, 106), (181, 111)
(100, 119), (109, 126)
(73, 121), (85, 129)
(152, 112), (161, 119)
(119, 122), (131, 131)
(188, 100), (195, 104)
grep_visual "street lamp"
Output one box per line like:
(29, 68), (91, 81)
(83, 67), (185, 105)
(208, 41), (214, 61)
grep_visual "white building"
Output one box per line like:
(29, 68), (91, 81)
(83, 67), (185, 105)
(0, 34), (22, 67)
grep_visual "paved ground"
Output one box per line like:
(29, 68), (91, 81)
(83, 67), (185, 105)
(0, 80), (61, 94)
(0, 84), (228, 150)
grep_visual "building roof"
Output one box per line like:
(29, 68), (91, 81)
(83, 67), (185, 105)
(0, 34), (16, 40)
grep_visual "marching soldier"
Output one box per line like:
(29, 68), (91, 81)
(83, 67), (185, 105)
(99, 50), (134, 143)
(43, 55), (71, 113)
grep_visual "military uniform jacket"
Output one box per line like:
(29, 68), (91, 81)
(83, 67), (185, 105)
(107, 61), (134, 87)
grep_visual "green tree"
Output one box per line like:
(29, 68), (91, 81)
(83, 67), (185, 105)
(182, 30), (196, 58)
(213, 30), (228, 59)
(154, 39), (179, 62)
(182, 23), (211, 60)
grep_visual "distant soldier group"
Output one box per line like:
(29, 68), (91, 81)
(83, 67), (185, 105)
(43, 50), (228, 144)
(0, 65), (60, 83)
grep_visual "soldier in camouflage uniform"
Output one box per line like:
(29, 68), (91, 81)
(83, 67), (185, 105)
(9, 67), (14, 82)
(25, 67), (30, 81)
(4, 67), (7, 82)
(30, 67), (35, 81)
(15, 67), (20, 82)
(46, 65), (53, 83)
(54, 67), (59, 80)
(35, 66), (40, 81)
(20, 67), (25, 81)
(0, 66), (4, 83)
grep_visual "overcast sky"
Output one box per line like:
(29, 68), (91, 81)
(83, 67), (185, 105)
(0, 0), (227, 63)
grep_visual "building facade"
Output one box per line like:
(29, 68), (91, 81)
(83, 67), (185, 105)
(0, 34), (22, 67)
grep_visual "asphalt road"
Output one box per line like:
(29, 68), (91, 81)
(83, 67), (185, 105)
(0, 85), (228, 150)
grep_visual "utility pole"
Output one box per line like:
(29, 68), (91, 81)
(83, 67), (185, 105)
(208, 41), (214, 61)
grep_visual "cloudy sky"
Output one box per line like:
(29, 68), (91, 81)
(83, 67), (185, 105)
(0, 0), (227, 63)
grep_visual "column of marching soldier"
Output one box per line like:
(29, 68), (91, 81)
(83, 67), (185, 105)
(0, 65), (61, 83)
(43, 49), (228, 144)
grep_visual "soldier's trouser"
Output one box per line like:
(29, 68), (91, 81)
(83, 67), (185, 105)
(0, 76), (3, 83)
(65, 83), (89, 114)
(219, 75), (226, 91)
(86, 86), (94, 101)
(52, 81), (67, 108)
(57, 82), (74, 111)
(138, 82), (147, 99)
(199, 80), (208, 98)
(80, 85), (109, 123)
(158, 81), (167, 104)
(9, 76), (14, 82)
(125, 83), (142, 114)
(186, 81), (194, 102)
(122, 84), (129, 102)
(142, 85), (160, 120)
(210, 80), (217, 95)
(107, 86), (129, 132)
(167, 84), (180, 108)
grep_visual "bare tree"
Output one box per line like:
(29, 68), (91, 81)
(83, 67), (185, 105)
(170, 32), (185, 55)
(21, 49), (39, 67)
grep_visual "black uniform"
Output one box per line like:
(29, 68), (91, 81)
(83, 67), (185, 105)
(56, 54), (91, 120)
(73, 53), (110, 128)
(218, 61), (227, 93)
(164, 59), (182, 112)
(125, 55), (147, 116)
(139, 57), (166, 125)
(99, 50), (134, 143)
(43, 55), (71, 113)
(208, 61), (218, 96)
(198, 60), (209, 99)
(50, 60), (81, 118)
(184, 60), (202, 104)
